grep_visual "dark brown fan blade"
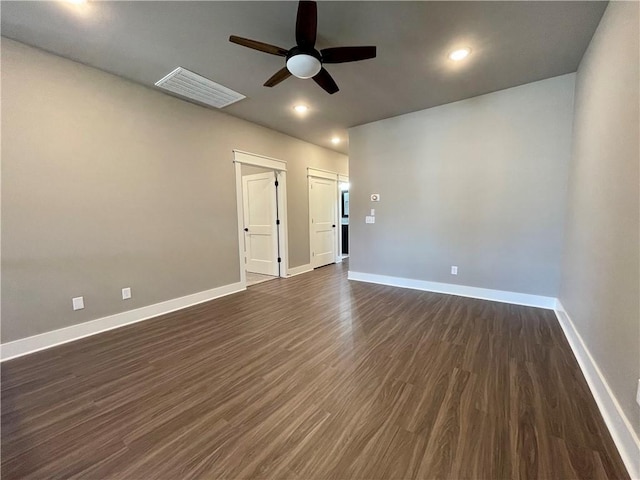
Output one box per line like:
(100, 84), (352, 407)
(312, 68), (339, 94)
(264, 67), (292, 87)
(321, 46), (377, 64)
(229, 35), (288, 57)
(296, 1), (317, 48)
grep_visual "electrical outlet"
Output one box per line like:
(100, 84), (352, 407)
(122, 287), (132, 300)
(365, 216), (375, 224)
(636, 379), (640, 407)
(451, 266), (458, 275)
(72, 296), (84, 311)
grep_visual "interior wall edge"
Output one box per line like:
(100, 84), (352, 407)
(287, 264), (314, 277)
(554, 300), (640, 480)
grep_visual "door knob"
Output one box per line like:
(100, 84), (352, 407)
(244, 228), (249, 232)
(332, 224), (336, 228)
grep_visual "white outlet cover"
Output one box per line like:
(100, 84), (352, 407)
(451, 266), (458, 275)
(636, 379), (640, 407)
(72, 296), (84, 311)
(122, 287), (132, 300)
(365, 216), (375, 224)
(370, 194), (380, 202)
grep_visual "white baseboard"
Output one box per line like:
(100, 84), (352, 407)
(287, 264), (313, 277)
(555, 300), (640, 480)
(347, 271), (556, 309)
(0, 282), (245, 362)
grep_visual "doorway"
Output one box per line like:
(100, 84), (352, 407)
(339, 178), (349, 259)
(234, 151), (289, 288)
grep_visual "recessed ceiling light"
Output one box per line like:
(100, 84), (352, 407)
(331, 137), (341, 144)
(448, 48), (471, 61)
(293, 104), (309, 113)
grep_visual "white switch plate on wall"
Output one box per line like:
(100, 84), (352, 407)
(72, 296), (84, 311)
(122, 287), (132, 300)
(451, 266), (458, 275)
(636, 379), (640, 407)
(365, 216), (375, 224)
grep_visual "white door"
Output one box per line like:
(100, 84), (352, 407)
(242, 172), (279, 276)
(310, 176), (337, 268)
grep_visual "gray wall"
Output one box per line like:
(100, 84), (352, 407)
(559, 1), (640, 438)
(1, 39), (347, 342)
(348, 74), (575, 296)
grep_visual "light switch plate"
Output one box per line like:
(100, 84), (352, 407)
(122, 287), (132, 300)
(636, 379), (640, 407)
(451, 266), (458, 275)
(72, 296), (84, 311)
(365, 216), (375, 224)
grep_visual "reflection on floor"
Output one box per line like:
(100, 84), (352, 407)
(246, 271), (278, 286)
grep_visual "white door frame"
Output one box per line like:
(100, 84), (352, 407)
(234, 150), (288, 287)
(338, 174), (349, 262)
(308, 168), (339, 268)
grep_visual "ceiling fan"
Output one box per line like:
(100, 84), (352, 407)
(229, 1), (376, 95)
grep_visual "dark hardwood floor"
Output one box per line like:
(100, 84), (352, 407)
(1, 262), (629, 479)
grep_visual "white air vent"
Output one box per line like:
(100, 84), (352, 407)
(155, 67), (245, 108)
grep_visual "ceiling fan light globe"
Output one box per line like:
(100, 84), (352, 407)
(286, 54), (321, 79)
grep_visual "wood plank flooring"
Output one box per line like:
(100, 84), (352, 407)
(1, 262), (629, 479)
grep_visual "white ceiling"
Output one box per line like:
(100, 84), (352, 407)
(1, 1), (607, 154)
